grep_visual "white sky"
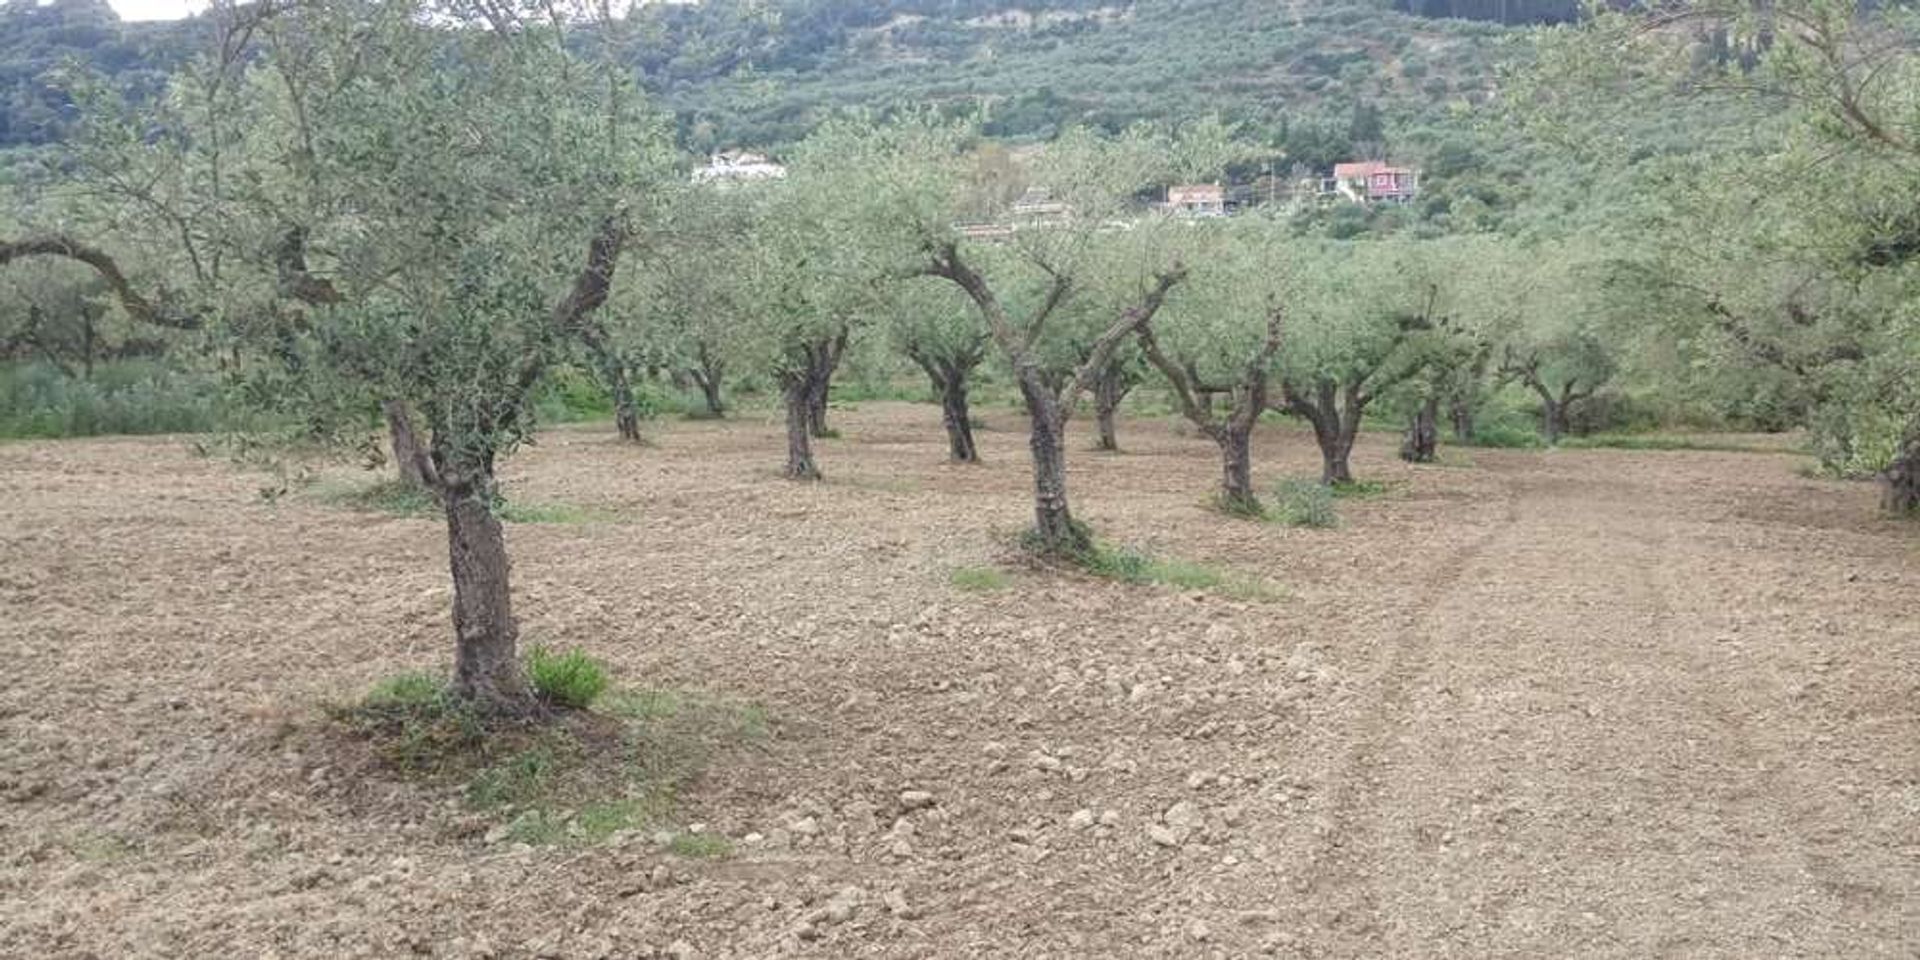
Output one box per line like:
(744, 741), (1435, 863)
(110, 0), (208, 21)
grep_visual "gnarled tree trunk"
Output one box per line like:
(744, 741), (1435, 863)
(1401, 396), (1439, 463)
(940, 374), (979, 463)
(1882, 429), (1919, 515)
(1285, 379), (1363, 486)
(910, 345), (983, 464)
(806, 327), (848, 439)
(1023, 381), (1086, 552)
(1215, 421), (1257, 512)
(383, 399), (439, 491)
(782, 373), (821, 481)
(1535, 388), (1566, 445)
(689, 344), (726, 417)
(607, 365), (642, 442)
(439, 461), (534, 714)
(1092, 363), (1131, 452)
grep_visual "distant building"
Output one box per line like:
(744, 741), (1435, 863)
(692, 151), (787, 185)
(1010, 186), (1070, 220)
(1165, 183), (1226, 217)
(1326, 161), (1419, 204)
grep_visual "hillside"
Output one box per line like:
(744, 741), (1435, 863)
(623, 0), (1522, 158)
(0, 0), (1522, 166)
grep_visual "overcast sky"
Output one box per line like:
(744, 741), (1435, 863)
(110, 0), (207, 21)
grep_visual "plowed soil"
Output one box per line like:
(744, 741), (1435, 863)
(2, 403), (1915, 959)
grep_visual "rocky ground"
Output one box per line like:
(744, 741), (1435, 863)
(1, 402), (1915, 958)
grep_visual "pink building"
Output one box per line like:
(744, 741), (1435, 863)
(1330, 161), (1419, 204)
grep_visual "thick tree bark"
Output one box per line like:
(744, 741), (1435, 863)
(1285, 380), (1363, 485)
(608, 365), (642, 442)
(693, 372), (726, 417)
(439, 464), (534, 713)
(782, 374), (821, 481)
(1092, 363), (1131, 451)
(383, 399), (439, 490)
(1022, 382), (1086, 553)
(689, 343), (726, 416)
(1533, 386), (1566, 445)
(1401, 396), (1439, 463)
(1215, 423), (1257, 512)
(806, 327), (849, 439)
(910, 345), (983, 464)
(1882, 428), (1919, 515)
(941, 380), (978, 462)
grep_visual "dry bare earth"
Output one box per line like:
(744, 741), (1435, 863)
(1, 402), (1915, 959)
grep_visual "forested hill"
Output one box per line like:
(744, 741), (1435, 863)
(621, 0), (1520, 155)
(0, 0), (193, 148)
(0, 0), (1526, 163)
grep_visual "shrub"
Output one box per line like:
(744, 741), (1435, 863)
(0, 360), (265, 439)
(526, 646), (609, 709)
(1272, 478), (1338, 528)
(1462, 421), (1542, 449)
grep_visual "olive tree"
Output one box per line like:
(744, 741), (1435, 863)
(1133, 216), (1291, 512)
(4, 2), (670, 713)
(1271, 238), (1444, 486)
(885, 277), (988, 462)
(917, 126), (1196, 555)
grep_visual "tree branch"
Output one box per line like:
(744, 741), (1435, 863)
(1062, 264), (1187, 408)
(0, 235), (199, 330)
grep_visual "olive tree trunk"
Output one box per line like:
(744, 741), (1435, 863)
(1883, 427), (1919, 515)
(782, 373), (821, 480)
(608, 365), (642, 442)
(438, 462), (534, 713)
(689, 345), (726, 417)
(940, 375), (979, 463)
(1285, 379), (1363, 485)
(1022, 380), (1084, 551)
(910, 346), (984, 463)
(1215, 422), (1257, 512)
(383, 399), (439, 490)
(1401, 396), (1439, 463)
(806, 327), (849, 439)
(1092, 363), (1131, 452)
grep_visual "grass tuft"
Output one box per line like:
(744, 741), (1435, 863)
(1329, 478), (1396, 499)
(336, 672), (769, 851)
(527, 646), (610, 709)
(667, 832), (733, 858)
(1272, 478), (1339, 528)
(1052, 539), (1282, 601)
(949, 566), (1013, 592)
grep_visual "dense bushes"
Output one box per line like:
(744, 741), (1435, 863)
(0, 360), (264, 439)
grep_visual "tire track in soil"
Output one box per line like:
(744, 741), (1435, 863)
(1294, 455), (1914, 958)
(1287, 467), (1523, 946)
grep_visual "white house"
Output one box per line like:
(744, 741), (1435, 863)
(692, 151), (787, 185)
